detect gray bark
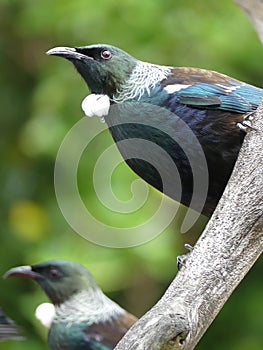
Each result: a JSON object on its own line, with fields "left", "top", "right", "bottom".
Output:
{"left": 115, "top": 2, "right": 263, "bottom": 349}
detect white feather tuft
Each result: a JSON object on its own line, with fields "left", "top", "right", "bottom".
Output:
{"left": 35, "top": 302, "right": 56, "bottom": 329}
{"left": 81, "top": 94, "right": 110, "bottom": 118}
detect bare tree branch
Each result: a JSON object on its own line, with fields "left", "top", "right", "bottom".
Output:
{"left": 115, "top": 2, "right": 263, "bottom": 349}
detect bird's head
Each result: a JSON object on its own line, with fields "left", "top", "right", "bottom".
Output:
{"left": 4, "top": 260, "right": 99, "bottom": 305}
{"left": 46, "top": 44, "right": 138, "bottom": 98}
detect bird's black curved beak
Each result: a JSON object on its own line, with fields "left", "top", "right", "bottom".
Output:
{"left": 46, "top": 46, "right": 93, "bottom": 61}
{"left": 3, "top": 266, "right": 42, "bottom": 280}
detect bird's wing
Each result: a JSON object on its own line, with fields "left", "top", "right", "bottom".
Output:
{"left": 160, "top": 67, "right": 263, "bottom": 113}
{"left": 82, "top": 312, "right": 137, "bottom": 349}
{"left": 0, "top": 308, "right": 24, "bottom": 342}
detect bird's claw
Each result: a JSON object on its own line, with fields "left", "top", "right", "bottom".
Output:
{"left": 237, "top": 112, "right": 256, "bottom": 132}
{"left": 176, "top": 243, "right": 194, "bottom": 270}
{"left": 81, "top": 94, "right": 110, "bottom": 122}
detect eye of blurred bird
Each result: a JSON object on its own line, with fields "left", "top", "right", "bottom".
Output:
{"left": 49, "top": 268, "right": 62, "bottom": 279}
{"left": 101, "top": 50, "right": 112, "bottom": 59}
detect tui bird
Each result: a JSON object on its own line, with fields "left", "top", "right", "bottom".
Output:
{"left": 4, "top": 260, "right": 137, "bottom": 350}
{"left": 46, "top": 44, "right": 263, "bottom": 217}
{"left": 0, "top": 307, "right": 24, "bottom": 342}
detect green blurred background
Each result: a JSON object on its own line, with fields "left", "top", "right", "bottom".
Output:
{"left": 0, "top": 0, "right": 262, "bottom": 349}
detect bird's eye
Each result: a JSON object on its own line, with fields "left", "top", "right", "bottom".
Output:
{"left": 49, "top": 268, "right": 62, "bottom": 279}
{"left": 101, "top": 50, "right": 112, "bottom": 60}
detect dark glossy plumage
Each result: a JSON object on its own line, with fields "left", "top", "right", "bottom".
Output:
{"left": 46, "top": 45, "right": 263, "bottom": 216}
{"left": 4, "top": 260, "right": 137, "bottom": 350}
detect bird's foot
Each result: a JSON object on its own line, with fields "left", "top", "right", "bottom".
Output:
{"left": 81, "top": 94, "right": 110, "bottom": 123}
{"left": 237, "top": 112, "right": 256, "bottom": 132}
{"left": 176, "top": 243, "right": 194, "bottom": 270}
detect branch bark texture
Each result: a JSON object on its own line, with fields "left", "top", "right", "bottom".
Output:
{"left": 115, "top": 2, "right": 263, "bottom": 348}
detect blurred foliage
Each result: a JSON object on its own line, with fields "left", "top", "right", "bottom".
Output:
{"left": 0, "top": 0, "right": 262, "bottom": 349}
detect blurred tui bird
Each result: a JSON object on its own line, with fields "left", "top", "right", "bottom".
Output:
{"left": 4, "top": 260, "right": 137, "bottom": 350}
{"left": 0, "top": 307, "right": 24, "bottom": 342}
{"left": 46, "top": 44, "right": 263, "bottom": 217}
